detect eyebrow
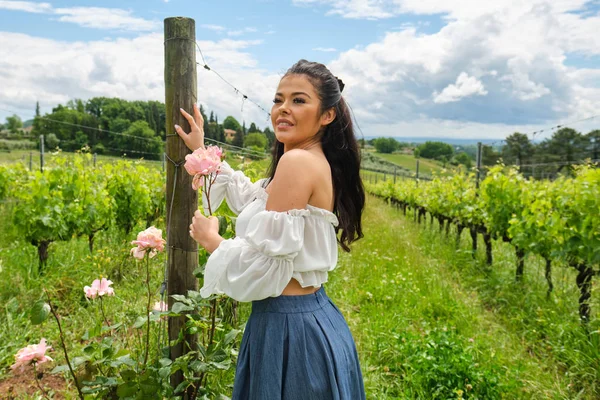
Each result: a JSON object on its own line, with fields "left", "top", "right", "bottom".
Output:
{"left": 275, "top": 91, "right": 312, "bottom": 99}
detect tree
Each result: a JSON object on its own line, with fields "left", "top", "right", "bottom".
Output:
{"left": 245, "top": 132, "right": 268, "bottom": 149}
{"left": 248, "top": 122, "right": 260, "bottom": 133}
{"left": 218, "top": 124, "right": 226, "bottom": 143}
{"left": 223, "top": 116, "right": 242, "bottom": 132}
{"left": 544, "top": 127, "right": 587, "bottom": 163}
{"left": 263, "top": 127, "right": 275, "bottom": 148}
{"left": 416, "top": 141, "right": 454, "bottom": 160}
{"left": 585, "top": 129, "right": 600, "bottom": 160}
{"left": 209, "top": 111, "right": 215, "bottom": 123}
{"left": 373, "top": 137, "right": 399, "bottom": 153}
{"left": 481, "top": 145, "right": 500, "bottom": 166}
{"left": 242, "top": 121, "right": 247, "bottom": 136}
{"left": 503, "top": 132, "right": 534, "bottom": 167}
{"left": 46, "top": 133, "right": 60, "bottom": 149}
{"left": 200, "top": 105, "right": 209, "bottom": 139}
{"left": 6, "top": 114, "right": 23, "bottom": 133}
{"left": 232, "top": 129, "right": 244, "bottom": 148}
{"left": 35, "top": 101, "right": 40, "bottom": 117}
{"left": 453, "top": 152, "right": 473, "bottom": 169}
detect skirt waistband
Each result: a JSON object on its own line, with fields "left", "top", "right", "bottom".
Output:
{"left": 251, "top": 286, "right": 329, "bottom": 314}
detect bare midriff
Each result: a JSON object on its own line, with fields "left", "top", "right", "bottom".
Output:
{"left": 281, "top": 278, "right": 320, "bottom": 296}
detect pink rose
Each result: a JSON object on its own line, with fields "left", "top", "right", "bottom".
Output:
{"left": 11, "top": 338, "right": 53, "bottom": 371}
{"left": 84, "top": 277, "right": 115, "bottom": 299}
{"left": 131, "top": 226, "right": 166, "bottom": 259}
{"left": 184, "top": 145, "right": 223, "bottom": 191}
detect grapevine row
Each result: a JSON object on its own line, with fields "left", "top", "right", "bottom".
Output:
{"left": 365, "top": 164, "right": 599, "bottom": 322}
{"left": 0, "top": 152, "right": 165, "bottom": 271}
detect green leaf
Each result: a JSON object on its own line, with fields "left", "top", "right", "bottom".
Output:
{"left": 133, "top": 316, "right": 147, "bottom": 329}
{"left": 170, "top": 294, "right": 189, "bottom": 303}
{"left": 117, "top": 381, "right": 138, "bottom": 397}
{"left": 120, "top": 368, "right": 137, "bottom": 382}
{"left": 159, "top": 358, "right": 173, "bottom": 367}
{"left": 223, "top": 329, "right": 241, "bottom": 346}
{"left": 50, "top": 364, "right": 71, "bottom": 374}
{"left": 159, "top": 366, "right": 171, "bottom": 379}
{"left": 30, "top": 300, "right": 50, "bottom": 325}
{"left": 174, "top": 380, "right": 189, "bottom": 394}
{"left": 171, "top": 302, "right": 194, "bottom": 314}
{"left": 217, "top": 215, "right": 228, "bottom": 236}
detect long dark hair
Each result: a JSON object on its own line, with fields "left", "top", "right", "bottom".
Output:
{"left": 266, "top": 59, "right": 365, "bottom": 252}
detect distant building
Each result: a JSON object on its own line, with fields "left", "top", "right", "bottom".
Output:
{"left": 224, "top": 129, "right": 236, "bottom": 141}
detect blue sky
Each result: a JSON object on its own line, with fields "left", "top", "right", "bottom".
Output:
{"left": 1, "top": 0, "right": 599, "bottom": 140}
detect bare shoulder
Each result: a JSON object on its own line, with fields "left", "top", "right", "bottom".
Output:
{"left": 265, "top": 149, "right": 318, "bottom": 212}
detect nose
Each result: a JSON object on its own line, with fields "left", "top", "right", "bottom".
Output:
{"left": 278, "top": 99, "right": 291, "bottom": 115}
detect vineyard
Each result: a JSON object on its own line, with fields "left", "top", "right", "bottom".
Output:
{"left": 366, "top": 164, "right": 600, "bottom": 322}
{"left": 0, "top": 151, "right": 599, "bottom": 398}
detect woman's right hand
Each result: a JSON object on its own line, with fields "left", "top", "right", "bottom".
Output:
{"left": 175, "top": 104, "right": 205, "bottom": 151}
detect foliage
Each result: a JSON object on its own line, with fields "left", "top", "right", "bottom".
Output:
{"left": 5, "top": 114, "right": 23, "bottom": 133}
{"left": 416, "top": 141, "right": 454, "bottom": 160}
{"left": 373, "top": 137, "right": 400, "bottom": 153}
{"left": 244, "top": 132, "right": 268, "bottom": 150}
{"left": 222, "top": 116, "right": 242, "bottom": 132}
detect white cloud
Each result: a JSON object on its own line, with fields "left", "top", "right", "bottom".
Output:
{"left": 0, "top": 32, "right": 277, "bottom": 131}
{"left": 1, "top": 0, "right": 599, "bottom": 141}
{"left": 0, "top": 1, "right": 51, "bottom": 13}
{"left": 53, "top": 7, "right": 159, "bottom": 31}
{"left": 227, "top": 27, "right": 258, "bottom": 37}
{"left": 326, "top": 0, "right": 599, "bottom": 137}
{"left": 433, "top": 72, "right": 488, "bottom": 103}
{"left": 313, "top": 47, "right": 337, "bottom": 52}
{"left": 0, "top": 1, "right": 159, "bottom": 31}
{"left": 292, "top": 0, "right": 394, "bottom": 19}
{"left": 201, "top": 24, "right": 226, "bottom": 32}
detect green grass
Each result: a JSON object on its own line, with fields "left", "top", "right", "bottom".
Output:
{"left": 0, "top": 158, "right": 598, "bottom": 398}
{"left": 327, "top": 195, "right": 598, "bottom": 399}
{"left": 373, "top": 152, "right": 451, "bottom": 176}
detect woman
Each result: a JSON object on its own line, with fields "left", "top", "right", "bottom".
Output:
{"left": 175, "top": 59, "right": 366, "bottom": 399}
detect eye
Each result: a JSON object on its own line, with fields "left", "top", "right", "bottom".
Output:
{"left": 272, "top": 98, "right": 281, "bottom": 104}
{"left": 293, "top": 98, "right": 305, "bottom": 104}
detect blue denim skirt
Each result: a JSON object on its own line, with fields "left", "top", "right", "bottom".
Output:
{"left": 232, "top": 286, "right": 366, "bottom": 400}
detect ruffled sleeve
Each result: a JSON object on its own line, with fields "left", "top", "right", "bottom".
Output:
{"left": 200, "top": 161, "right": 267, "bottom": 215}
{"left": 200, "top": 209, "right": 309, "bottom": 302}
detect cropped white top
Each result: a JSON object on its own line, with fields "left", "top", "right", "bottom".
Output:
{"left": 199, "top": 161, "right": 339, "bottom": 302}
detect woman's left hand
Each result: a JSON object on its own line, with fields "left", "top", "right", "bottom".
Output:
{"left": 190, "top": 210, "right": 222, "bottom": 253}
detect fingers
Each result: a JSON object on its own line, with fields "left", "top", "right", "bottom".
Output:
{"left": 174, "top": 124, "right": 188, "bottom": 142}
{"left": 193, "top": 104, "right": 204, "bottom": 127}
{"left": 180, "top": 107, "right": 198, "bottom": 130}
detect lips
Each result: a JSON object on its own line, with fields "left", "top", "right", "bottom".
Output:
{"left": 276, "top": 118, "right": 294, "bottom": 128}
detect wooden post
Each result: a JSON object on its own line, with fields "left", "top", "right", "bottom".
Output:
{"left": 164, "top": 17, "right": 198, "bottom": 396}
{"left": 40, "top": 134, "right": 45, "bottom": 173}
{"left": 415, "top": 160, "right": 419, "bottom": 181}
{"left": 476, "top": 142, "right": 482, "bottom": 189}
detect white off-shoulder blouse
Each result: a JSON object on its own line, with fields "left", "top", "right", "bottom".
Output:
{"left": 199, "top": 161, "right": 339, "bottom": 302}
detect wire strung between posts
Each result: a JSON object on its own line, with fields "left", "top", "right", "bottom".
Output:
{"left": 163, "top": 37, "right": 272, "bottom": 118}
{"left": 485, "top": 112, "right": 600, "bottom": 147}
{"left": 0, "top": 108, "right": 164, "bottom": 144}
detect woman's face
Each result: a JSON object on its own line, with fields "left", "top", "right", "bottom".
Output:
{"left": 271, "top": 74, "right": 334, "bottom": 150}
